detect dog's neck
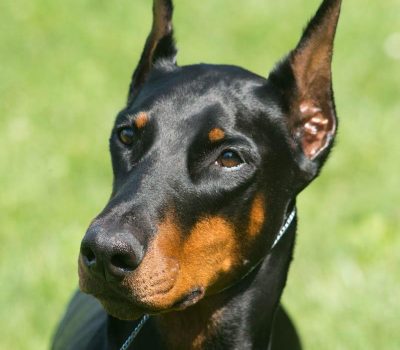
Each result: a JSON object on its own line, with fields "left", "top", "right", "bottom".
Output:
{"left": 108, "top": 220, "right": 296, "bottom": 350}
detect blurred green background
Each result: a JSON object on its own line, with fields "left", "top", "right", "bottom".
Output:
{"left": 1, "top": 0, "right": 399, "bottom": 348}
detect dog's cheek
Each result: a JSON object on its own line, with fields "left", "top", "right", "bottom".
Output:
{"left": 130, "top": 214, "right": 242, "bottom": 300}
{"left": 156, "top": 198, "right": 267, "bottom": 294}
{"left": 126, "top": 213, "right": 244, "bottom": 303}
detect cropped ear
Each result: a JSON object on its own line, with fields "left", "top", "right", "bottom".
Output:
{"left": 269, "top": 0, "right": 342, "bottom": 175}
{"left": 127, "top": 0, "right": 177, "bottom": 104}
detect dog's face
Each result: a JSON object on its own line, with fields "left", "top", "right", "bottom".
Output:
{"left": 78, "top": 0, "right": 341, "bottom": 320}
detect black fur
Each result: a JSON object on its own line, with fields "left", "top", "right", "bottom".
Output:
{"left": 52, "top": 0, "right": 342, "bottom": 349}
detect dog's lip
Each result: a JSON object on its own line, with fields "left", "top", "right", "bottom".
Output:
{"left": 84, "top": 283, "right": 206, "bottom": 314}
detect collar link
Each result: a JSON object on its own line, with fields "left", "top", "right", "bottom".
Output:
{"left": 271, "top": 208, "right": 296, "bottom": 249}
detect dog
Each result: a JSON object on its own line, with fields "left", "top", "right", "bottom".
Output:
{"left": 52, "top": 0, "right": 342, "bottom": 349}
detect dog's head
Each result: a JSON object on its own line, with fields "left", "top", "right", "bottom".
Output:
{"left": 79, "top": 0, "right": 342, "bottom": 320}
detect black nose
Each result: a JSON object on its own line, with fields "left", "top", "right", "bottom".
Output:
{"left": 80, "top": 226, "right": 144, "bottom": 280}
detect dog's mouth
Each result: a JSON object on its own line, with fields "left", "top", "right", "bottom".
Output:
{"left": 79, "top": 261, "right": 207, "bottom": 319}
{"left": 84, "top": 284, "right": 206, "bottom": 320}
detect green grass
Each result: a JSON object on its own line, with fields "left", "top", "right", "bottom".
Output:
{"left": 1, "top": 0, "right": 399, "bottom": 348}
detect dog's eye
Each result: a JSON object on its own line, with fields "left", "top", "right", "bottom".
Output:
{"left": 118, "top": 127, "right": 135, "bottom": 145}
{"left": 216, "top": 150, "right": 243, "bottom": 168}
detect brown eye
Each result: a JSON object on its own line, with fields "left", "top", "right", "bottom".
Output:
{"left": 118, "top": 127, "right": 135, "bottom": 145}
{"left": 216, "top": 150, "right": 243, "bottom": 168}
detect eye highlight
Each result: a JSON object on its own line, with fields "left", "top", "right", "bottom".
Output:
{"left": 216, "top": 150, "right": 244, "bottom": 169}
{"left": 118, "top": 127, "right": 135, "bottom": 145}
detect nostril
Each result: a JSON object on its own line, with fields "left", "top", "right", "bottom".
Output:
{"left": 110, "top": 253, "right": 137, "bottom": 272}
{"left": 81, "top": 246, "right": 96, "bottom": 266}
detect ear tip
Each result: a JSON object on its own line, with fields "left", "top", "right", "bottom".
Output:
{"left": 153, "top": 0, "right": 174, "bottom": 15}
{"left": 153, "top": 0, "right": 175, "bottom": 34}
{"left": 318, "top": 0, "right": 343, "bottom": 23}
{"left": 294, "top": 0, "right": 342, "bottom": 55}
{"left": 320, "top": 0, "right": 343, "bottom": 12}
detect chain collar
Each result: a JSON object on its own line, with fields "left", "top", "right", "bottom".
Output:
{"left": 271, "top": 208, "right": 296, "bottom": 249}
{"left": 119, "top": 314, "right": 149, "bottom": 350}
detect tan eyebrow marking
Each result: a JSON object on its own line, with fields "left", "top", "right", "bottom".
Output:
{"left": 134, "top": 112, "right": 149, "bottom": 129}
{"left": 208, "top": 128, "right": 225, "bottom": 142}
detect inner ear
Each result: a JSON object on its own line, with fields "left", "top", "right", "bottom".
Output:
{"left": 294, "top": 100, "right": 336, "bottom": 159}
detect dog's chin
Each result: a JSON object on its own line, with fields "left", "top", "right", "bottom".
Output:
{"left": 98, "top": 298, "right": 145, "bottom": 321}
{"left": 92, "top": 286, "right": 206, "bottom": 321}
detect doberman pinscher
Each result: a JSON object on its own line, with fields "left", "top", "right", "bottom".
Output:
{"left": 52, "top": 0, "right": 342, "bottom": 349}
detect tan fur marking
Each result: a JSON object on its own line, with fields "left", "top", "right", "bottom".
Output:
{"left": 221, "top": 258, "right": 233, "bottom": 273}
{"left": 123, "top": 212, "right": 242, "bottom": 311}
{"left": 208, "top": 128, "right": 225, "bottom": 142}
{"left": 181, "top": 216, "right": 239, "bottom": 290}
{"left": 248, "top": 194, "right": 265, "bottom": 237}
{"left": 134, "top": 112, "right": 149, "bottom": 129}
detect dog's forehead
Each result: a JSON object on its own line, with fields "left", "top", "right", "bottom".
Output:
{"left": 127, "top": 64, "right": 269, "bottom": 129}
